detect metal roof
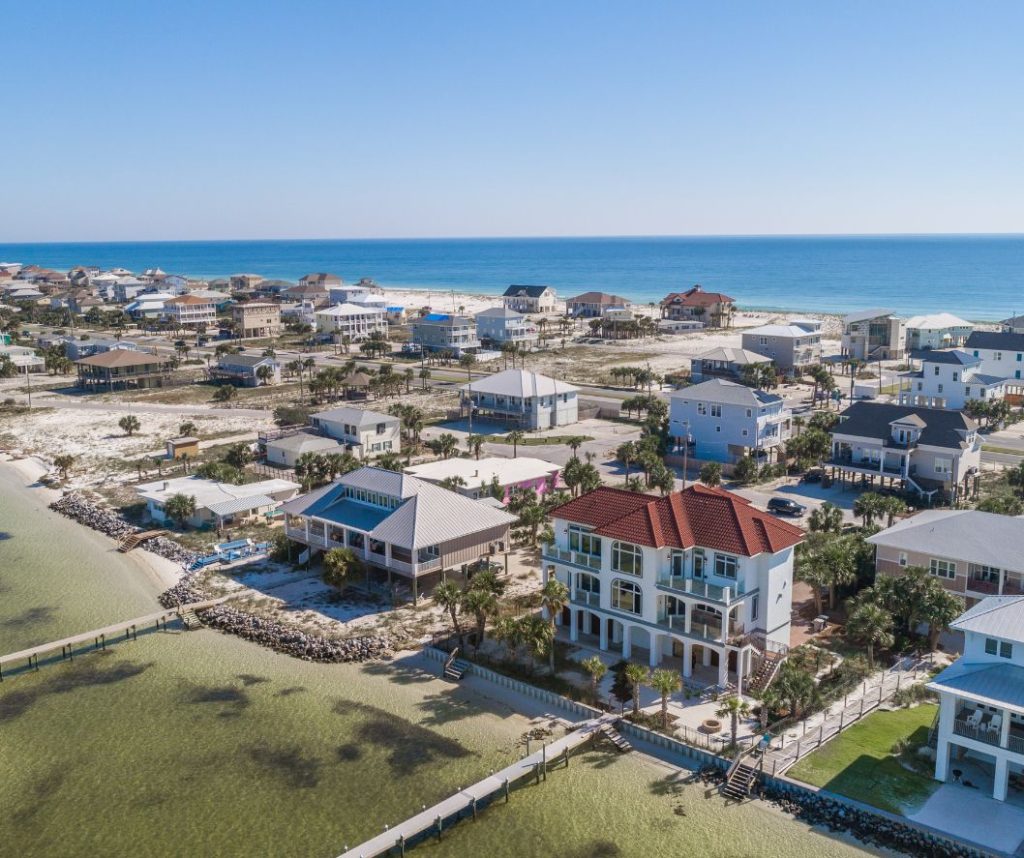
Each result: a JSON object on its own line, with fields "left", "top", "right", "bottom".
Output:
{"left": 950, "top": 595, "right": 1024, "bottom": 639}
{"left": 459, "top": 368, "right": 577, "bottom": 398}
{"left": 928, "top": 660, "right": 1024, "bottom": 713}
{"left": 311, "top": 406, "right": 398, "bottom": 428}
{"left": 669, "top": 378, "right": 783, "bottom": 407}
{"left": 206, "top": 494, "right": 276, "bottom": 516}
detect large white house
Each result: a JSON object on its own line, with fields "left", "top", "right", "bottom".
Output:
{"left": 314, "top": 303, "right": 388, "bottom": 341}
{"left": 928, "top": 597, "right": 1024, "bottom": 802}
{"left": 309, "top": 406, "right": 401, "bottom": 458}
{"left": 965, "top": 331, "right": 1024, "bottom": 384}
{"left": 905, "top": 312, "right": 974, "bottom": 352}
{"left": 668, "top": 378, "right": 791, "bottom": 463}
{"left": 543, "top": 485, "right": 804, "bottom": 689}
{"left": 475, "top": 307, "right": 538, "bottom": 347}
{"left": 137, "top": 475, "right": 299, "bottom": 529}
{"left": 502, "top": 284, "right": 557, "bottom": 314}
{"left": 460, "top": 369, "right": 578, "bottom": 430}
{"left": 899, "top": 350, "right": 1007, "bottom": 410}
{"left": 404, "top": 455, "right": 560, "bottom": 503}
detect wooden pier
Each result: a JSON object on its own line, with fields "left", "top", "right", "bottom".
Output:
{"left": 118, "top": 529, "right": 168, "bottom": 552}
{"left": 337, "top": 713, "right": 618, "bottom": 858}
{"left": 0, "top": 595, "right": 235, "bottom": 680}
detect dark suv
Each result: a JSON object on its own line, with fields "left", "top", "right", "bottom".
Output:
{"left": 767, "top": 497, "right": 807, "bottom": 517}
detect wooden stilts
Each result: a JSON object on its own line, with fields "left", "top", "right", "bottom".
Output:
{"left": 435, "top": 816, "right": 443, "bottom": 841}
{"left": 504, "top": 778, "right": 510, "bottom": 802}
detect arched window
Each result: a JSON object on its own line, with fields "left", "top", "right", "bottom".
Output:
{"left": 612, "top": 541, "right": 643, "bottom": 576}
{"left": 575, "top": 573, "right": 600, "bottom": 595}
{"left": 611, "top": 579, "right": 642, "bottom": 615}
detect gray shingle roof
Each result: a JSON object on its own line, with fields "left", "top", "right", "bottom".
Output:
{"left": 476, "top": 307, "right": 524, "bottom": 319}
{"left": 502, "top": 285, "right": 552, "bottom": 298}
{"left": 966, "top": 330, "right": 1024, "bottom": 352}
{"left": 693, "top": 347, "right": 770, "bottom": 365}
{"left": 833, "top": 402, "right": 976, "bottom": 449}
{"left": 670, "top": 378, "right": 783, "bottom": 407}
{"left": 919, "top": 349, "right": 979, "bottom": 366}
{"left": 311, "top": 406, "right": 398, "bottom": 428}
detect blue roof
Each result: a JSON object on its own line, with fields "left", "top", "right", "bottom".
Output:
{"left": 303, "top": 495, "right": 391, "bottom": 531}
{"left": 423, "top": 313, "right": 450, "bottom": 321}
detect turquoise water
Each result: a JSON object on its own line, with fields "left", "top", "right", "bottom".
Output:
{"left": 0, "top": 466, "right": 875, "bottom": 857}
{"left": 1, "top": 234, "right": 1022, "bottom": 318}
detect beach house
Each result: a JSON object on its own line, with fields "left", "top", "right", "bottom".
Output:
{"left": 411, "top": 314, "right": 480, "bottom": 354}
{"left": 668, "top": 379, "right": 791, "bottom": 463}
{"left": 164, "top": 294, "right": 218, "bottom": 328}
{"left": 828, "top": 402, "right": 981, "bottom": 502}
{"left": 404, "top": 456, "right": 560, "bottom": 503}
{"left": 212, "top": 353, "right": 280, "bottom": 387}
{"left": 459, "top": 368, "right": 578, "bottom": 430}
{"left": 927, "top": 597, "right": 1024, "bottom": 802}
{"left": 475, "top": 307, "right": 538, "bottom": 348}
{"left": 841, "top": 309, "right": 906, "bottom": 361}
{"left": 314, "top": 303, "right": 388, "bottom": 342}
{"left": 1001, "top": 315, "right": 1024, "bottom": 335}
{"left": 905, "top": 313, "right": 974, "bottom": 352}
{"left": 543, "top": 484, "right": 804, "bottom": 689}
{"left": 689, "top": 346, "right": 772, "bottom": 383}
{"left": 502, "top": 285, "right": 557, "bottom": 314}
{"left": 741, "top": 323, "right": 822, "bottom": 376}
{"left": 264, "top": 433, "right": 344, "bottom": 468}
{"left": 229, "top": 274, "right": 264, "bottom": 292}
{"left": 137, "top": 475, "right": 300, "bottom": 529}
{"left": 281, "top": 467, "right": 516, "bottom": 597}
{"left": 74, "top": 350, "right": 175, "bottom": 391}
{"left": 309, "top": 406, "right": 401, "bottom": 458}
{"left": 866, "top": 509, "right": 1024, "bottom": 607}
{"left": 300, "top": 272, "right": 343, "bottom": 289}
{"left": 659, "top": 285, "right": 736, "bottom": 328}
{"left": 898, "top": 350, "right": 1007, "bottom": 410}
{"left": 566, "top": 292, "right": 632, "bottom": 318}
{"left": 231, "top": 302, "right": 281, "bottom": 339}
{"left": 965, "top": 331, "right": 1024, "bottom": 387}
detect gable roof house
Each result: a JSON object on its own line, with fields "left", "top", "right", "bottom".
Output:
{"left": 75, "top": 349, "right": 175, "bottom": 391}
{"left": 309, "top": 406, "right": 401, "bottom": 459}
{"left": 137, "top": 475, "right": 299, "bottom": 530}
{"left": 543, "top": 484, "right": 804, "bottom": 686}
{"left": 501, "top": 284, "right": 557, "bottom": 314}
{"left": 475, "top": 306, "right": 538, "bottom": 347}
{"left": 460, "top": 369, "right": 578, "bottom": 430}
{"left": 690, "top": 346, "right": 772, "bottom": 383}
{"left": 411, "top": 314, "right": 480, "bottom": 354}
{"left": 905, "top": 312, "right": 974, "bottom": 352}
{"left": 299, "top": 272, "right": 343, "bottom": 288}
{"left": 163, "top": 294, "right": 218, "bottom": 328}
{"left": 964, "top": 331, "right": 1024, "bottom": 401}
{"left": 741, "top": 323, "right": 822, "bottom": 375}
{"left": 281, "top": 467, "right": 516, "bottom": 596}
{"left": 898, "top": 349, "right": 1007, "bottom": 411}
{"left": 211, "top": 353, "right": 280, "bottom": 387}
{"left": 314, "top": 303, "right": 388, "bottom": 342}
{"left": 829, "top": 401, "right": 981, "bottom": 502}
{"left": 566, "top": 292, "right": 632, "bottom": 318}
{"left": 841, "top": 309, "right": 906, "bottom": 361}
{"left": 660, "top": 285, "right": 736, "bottom": 328}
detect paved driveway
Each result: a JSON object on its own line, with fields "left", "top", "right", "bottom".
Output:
{"left": 908, "top": 782, "right": 1024, "bottom": 855}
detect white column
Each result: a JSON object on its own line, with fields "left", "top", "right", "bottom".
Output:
{"left": 622, "top": 626, "right": 632, "bottom": 660}
{"left": 612, "top": 622, "right": 623, "bottom": 646}
{"left": 599, "top": 617, "right": 609, "bottom": 651}
{"left": 682, "top": 641, "right": 693, "bottom": 678}
{"left": 934, "top": 738, "right": 949, "bottom": 782}
{"left": 718, "top": 649, "right": 729, "bottom": 687}
{"left": 684, "top": 608, "right": 692, "bottom": 635}
{"left": 570, "top": 610, "right": 579, "bottom": 643}
{"left": 702, "top": 646, "right": 712, "bottom": 667}
{"left": 649, "top": 634, "right": 661, "bottom": 668}
{"left": 994, "top": 756, "right": 1009, "bottom": 801}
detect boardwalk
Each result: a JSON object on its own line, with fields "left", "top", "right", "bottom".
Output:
{"left": 0, "top": 595, "right": 239, "bottom": 677}
{"left": 338, "top": 713, "right": 618, "bottom": 858}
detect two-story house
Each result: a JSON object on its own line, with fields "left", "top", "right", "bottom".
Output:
{"left": 543, "top": 485, "right": 804, "bottom": 690}
{"left": 314, "top": 303, "right": 388, "bottom": 342}
{"left": 231, "top": 302, "right": 281, "bottom": 339}
{"left": 905, "top": 313, "right": 974, "bottom": 352}
{"left": 841, "top": 309, "right": 906, "bottom": 361}
{"left": 689, "top": 346, "right": 771, "bottom": 383}
{"left": 163, "top": 294, "right": 218, "bottom": 328}
{"left": 899, "top": 350, "right": 1007, "bottom": 410}
{"left": 867, "top": 509, "right": 1024, "bottom": 607}
{"left": 411, "top": 314, "right": 480, "bottom": 354}
{"left": 660, "top": 285, "right": 736, "bottom": 328}
{"left": 741, "top": 323, "right": 822, "bottom": 376}
{"left": 309, "top": 406, "right": 401, "bottom": 459}
{"left": 502, "top": 284, "right": 557, "bottom": 314}
{"left": 460, "top": 369, "right": 578, "bottom": 430}
{"left": 212, "top": 353, "right": 280, "bottom": 387}
{"left": 928, "top": 597, "right": 1024, "bottom": 802}
{"left": 965, "top": 331, "right": 1024, "bottom": 389}
{"left": 281, "top": 467, "right": 515, "bottom": 599}
{"left": 475, "top": 307, "right": 538, "bottom": 348}
{"left": 566, "top": 292, "right": 632, "bottom": 318}
{"left": 829, "top": 402, "right": 981, "bottom": 502}
{"left": 668, "top": 379, "right": 790, "bottom": 464}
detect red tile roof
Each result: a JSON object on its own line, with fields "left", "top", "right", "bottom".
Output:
{"left": 550, "top": 484, "right": 804, "bottom": 556}
{"left": 661, "top": 285, "right": 735, "bottom": 308}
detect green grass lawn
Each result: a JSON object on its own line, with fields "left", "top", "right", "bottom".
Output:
{"left": 787, "top": 704, "right": 939, "bottom": 815}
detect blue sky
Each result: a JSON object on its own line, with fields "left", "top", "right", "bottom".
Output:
{"left": 3, "top": 1, "right": 1022, "bottom": 240}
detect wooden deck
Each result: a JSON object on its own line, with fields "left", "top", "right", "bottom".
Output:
{"left": 337, "top": 713, "right": 617, "bottom": 858}
{"left": 0, "top": 595, "right": 237, "bottom": 676}
{"left": 118, "top": 529, "right": 168, "bottom": 552}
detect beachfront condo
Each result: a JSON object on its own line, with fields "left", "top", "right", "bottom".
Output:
{"left": 543, "top": 484, "right": 803, "bottom": 691}
{"left": 928, "top": 596, "right": 1024, "bottom": 803}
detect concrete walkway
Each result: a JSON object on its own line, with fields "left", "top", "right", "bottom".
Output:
{"left": 908, "top": 783, "right": 1024, "bottom": 856}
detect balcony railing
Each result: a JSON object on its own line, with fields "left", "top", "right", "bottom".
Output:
{"left": 1010, "top": 734, "right": 1024, "bottom": 755}
{"left": 571, "top": 590, "right": 601, "bottom": 608}
{"left": 954, "top": 713, "right": 1003, "bottom": 748}
{"left": 542, "top": 546, "right": 602, "bottom": 571}
{"left": 655, "top": 573, "right": 743, "bottom": 603}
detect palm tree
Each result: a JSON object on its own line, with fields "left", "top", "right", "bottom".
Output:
{"left": 466, "top": 434, "right": 485, "bottom": 460}
{"left": 458, "top": 352, "right": 476, "bottom": 382}
{"left": 462, "top": 586, "right": 498, "bottom": 649}
{"left": 419, "top": 367, "right": 431, "bottom": 390}
{"left": 430, "top": 432, "right": 459, "bottom": 459}
{"left": 853, "top": 491, "right": 886, "bottom": 527}
{"left": 845, "top": 600, "right": 895, "bottom": 668}
{"left": 539, "top": 577, "right": 569, "bottom": 673}
{"left": 520, "top": 615, "right": 554, "bottom": 674}
{"left": 715, "top": 695, "right": 752, "bottom": 747}
{"left": 616, "top": 440, "right": 637, "bottom": 479}
{"left": 213, "top": 384, "right": 237, "bottom": 403}
{"left": 433, "top": 581, "right": 464, "bottom": 646}
{"left": 565, "top": 435, "right": 586, "bottom": 457}
{"left": 624, "top": 663, "right": 649, "bottom": 716}
{"left": 648, "top": 668, "right": 680, "bottom": 731}
{"left": 118, "top": 414, "right": 140, "bottom": 436}
{"left": 808, "top": 502, "right": 843, "bottom": 534}
{"left": 505, "top": 430, "right": 525, "bottom": 458}
{"left": 322, "top": 547, "right": 361, "bottom": 589}
{"left": 375, "top": 451, "right": 403, "bottom": 472}
{"left": 582, "top": 655, "right": 607, "bottom": 702}
{"left": 773, "top": 661, "right": 818, "bottom": 718}
{"left": 164, "top": 493, "right": 196, "bottom": 527}
{"left": 699, "top": 461, "right": 722, "bottom": 487}
{"left": 255, "top": 364, "right": 274, "bottom": 386}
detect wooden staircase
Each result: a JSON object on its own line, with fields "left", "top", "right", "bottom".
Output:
{"left": 722, "top": 762, "right": 759, "bottom": 800}
{"left": 748, "top": 651, "right": 784, "bottom": 695}
{"left": 443, "top": 648, "right": 470, "bottom": 681}
{"left": 118, "top": 529, "right": 167, "bottom": 552}
{"left": 601, "top": 725, "right": 633, "bottom": 753}
{"left": 179, "top": 609, "right": 203, "bottom": 630}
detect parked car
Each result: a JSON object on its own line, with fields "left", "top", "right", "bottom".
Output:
{"left": 801, "top": 467, "right": 826, "bottom": 483}
{"left": 767, "top": 497, "right": 807, "bottom": 517}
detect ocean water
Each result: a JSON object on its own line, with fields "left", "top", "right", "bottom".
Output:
{"left": 1, "top": 235, "right": 1022, "bottom": 320}
{"left": 0, "top": 467, "right": 876, "bottom": 858}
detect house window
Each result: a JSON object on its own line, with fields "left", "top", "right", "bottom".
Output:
{"left": 710, "top": 404, "right": 722, "bottom": 418}
{"left": 611, "top": 541, "right": 643, "bottom": 576}
{"left": 568, "top": 525, "right": 602, "bottom": 557}
{"left": 751, "top": 595, "right": 759, "bottom": 622}
{"left": 933, "top": 366, "right": 940, "bottom": 375}
{"left": 376, "top": 423, "right": 385, "bottom": 434}
{"left": 576, "top": 573, "right": 600, "bottom": 595}
{"left": 985, "top": 638, "right": 1013, "bottom": 658}
{"left": 697, "top": 403, "right": 707, "bottom": 416}
{"left": 693, "top": 549, "right": 706, "bottom": 578}
{"left": 952, "top": 372, "right": 959, "bottom": 382}
{"left": 714, "top": 554, "right": 738, "bottom": 579}
{"left": 929, "top": 558, "right": 956, "bottom": 579}
{"left": 898, "top": 552, "right": 908, "bottom": 567}
{"left": 934, "top": 458, "right": 952, "bottom": 475}
{"left": 741, "top": 429, "right": 748, "bottom": 437}
{"left": 611, "top": 579, "right": 642, "bottom": 614}
{"left": 937, "top": 384, "right": 943, "bottom": 393}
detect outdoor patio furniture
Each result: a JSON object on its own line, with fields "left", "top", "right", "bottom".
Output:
{"left": 967, "top": 709, "right": 983, "bottom": 727}
{"left": 989, "top": 714, "right": 1002, "bottom": 733}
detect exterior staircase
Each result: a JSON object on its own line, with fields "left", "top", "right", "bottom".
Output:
{"left": 722, "top": 761, "right": 759, "bottom": 800}
{"left": 601, "top": 725, "right": 633, "bottom": 753}
{"left": 179, "top": 609, "right": 203, "bottom": 630}
{"left": 442, "top": 648, "right": 470, "bottom": 681}
{"left": 748, "top": 651, "right": 784, "bottom": 695}
{"left": 118, "top": 529, "right": 167, "bottom": 552}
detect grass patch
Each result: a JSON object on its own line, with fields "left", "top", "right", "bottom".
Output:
{"left": 982, "top": 444, "right": 1024, "bottom": 457}
{"left": 788, "top": 704, "right": 939, "bottom": 815}
{"left": 489, "top": 435, "right": 595, "bottom": 447}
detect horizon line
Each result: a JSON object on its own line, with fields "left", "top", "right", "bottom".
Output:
{"left": 3, "top": 231, "right": 1024, "bottom": 247}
